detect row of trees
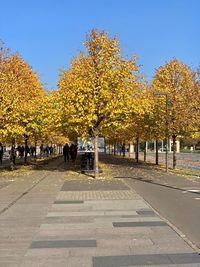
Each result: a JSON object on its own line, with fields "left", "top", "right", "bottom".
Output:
{"left": 57, "top": 30, "right": 200, "bottom": 176}
{"left": 1, "top": 30, "right": 200, "bottom": 174}
{"left": 0, "top": 42, "right": 68, "bottom": 162}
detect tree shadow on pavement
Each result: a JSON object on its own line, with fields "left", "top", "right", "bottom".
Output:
{"left": 99, "top": 153, "right": 158, "bottom": 170}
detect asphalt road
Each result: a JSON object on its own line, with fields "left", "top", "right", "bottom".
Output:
{"left": 126, "top": 176, "right": 200, "bottom": 250}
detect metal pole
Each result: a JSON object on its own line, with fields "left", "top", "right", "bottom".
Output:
{"left": 153, "top": 91, "right": 169, "bottom": 173}
{"left": 165, "top": 94, "right": 169, "bottom": 173}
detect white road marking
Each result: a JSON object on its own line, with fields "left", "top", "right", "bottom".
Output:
{"left": 182, "top": 188, "right": 200, "bottom": 193}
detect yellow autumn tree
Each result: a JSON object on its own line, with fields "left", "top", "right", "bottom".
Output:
{"left": 105, "top": 86, "right": 153, "bottom": 162}
{"left": 0, "top": 53, "right": 46, "bottom": 162}
{"left": 39, "top": 91, "right": 69, "bottom": 148}
{"left": 152, "top": 59, "right": 200, "bottom": 168}
{"left": 0, "top": 42, "right": 10, "bottom": 138}
{"left": 58, "top": 29, "right": 142, "bottom": 177}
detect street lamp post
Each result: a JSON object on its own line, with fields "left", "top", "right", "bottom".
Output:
{"left": 154, "top": 91, "right": 169, "bottom": 173}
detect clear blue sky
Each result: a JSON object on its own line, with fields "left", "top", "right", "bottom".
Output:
{"left": 0, "top": 0, "right": 199, "bottom": 90}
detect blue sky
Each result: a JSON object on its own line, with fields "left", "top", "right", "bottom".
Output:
{"left": 0, "top": 0, "right": 199, "bottom": 89}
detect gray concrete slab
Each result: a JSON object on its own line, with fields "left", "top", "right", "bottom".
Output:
{"left": 136, "top": 210, "right": 156, "bottom": 215}
{"left": 113, "top": 221, "right": 168, "bottom": 227}
{"left": 92, "top": 253, "right": 200, "bottom": 267}
{"left": 30, "top": 239, "right": 97, "bottom": 249}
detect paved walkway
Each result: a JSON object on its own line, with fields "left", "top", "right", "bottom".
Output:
{"left": 139, "top": 152, "right": 200, "bottom": 174}
{"left": 0, "top": 157, "right": 200, "bottom": 266}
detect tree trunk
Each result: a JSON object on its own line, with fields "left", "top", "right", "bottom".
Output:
{"left": 34, "top": 139, "right": 37, "bottom": 161}
{"left": 114, "top": 143, "right": 116, "bottom": 155}
{"left": 144, "top": 142, "right": 147, "bottom": 162}
{"left": 122, "top": 141, "right": 125, "bottom": 157}
{"left": 172, "top": 135, "right": 177, "bottom": 169}
{"left": 94, "top": 130, "right": 99, "bottom": 178}
{"left": 135, "top": 137, "right": 139, "bottom": 163}
{"left": 24, "top": 135, "right": 28, "bottom": 164}
{"left": 12, "top": 138, "right": 15, "bottom": 149}
{"left": 155, "top": 139, "right": 159, "bottom": 165}
{"left": 10, "top": 138, "right": 16, "bottom": 170}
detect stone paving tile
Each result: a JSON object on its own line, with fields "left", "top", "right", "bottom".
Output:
{"left": 136, "top": 210, "right": 156, "bottom": 215}
{"left": 113, "top": 221, "right": 168, "bottom": 227}
{"left": 47, "top": 211, "right": 105, "bottom": 217}
{"left": 24, "top": 247, "right": 70, "bottom": 259}
{"left": 18, "top": 198, "right": 56, "bottom": 204}
{"left": 30, "top": 239, "right": 97, "bottom": 249}
{"left": 44, "top": 216, "right": 94, "bottom": 224}
{"left": 84, "top": 199, "right": 144, "bottom": 207}
{"left": 51, "top": 205, "right": 94, "bottom": 212}
{"left": 54, "top": 200, "right": 84, "bottom": 204}
{"left": 39, "top": 222, "right": 113, "bottom": 230}
{"left": 57, "top": 190, "right": 136, "bottom": 200}
{"left": 69, "top": 247, "right": 132, "bottom": 257}
{"left": 19, "top": 258, "right": 73, "bottom": 267}
{"left": 130, "top": 244, "right": 195, "bottom": 254}
{"left": 92, "top": 253, "right": 200, "bottom": 267}
{"left": 96, "top": 238, "right": 135, "bottom": 248}
{"left": 64, "top": 256, "right": 92, "bottom": 267}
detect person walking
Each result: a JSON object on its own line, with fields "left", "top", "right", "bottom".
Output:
{"left": 70, "top": 143, "right": 77, "bottom": 162}
{"left": 63, "top": 143, "right": 70, "bottom": 162}
{"left": 0, "top": 142, "right": 3, "bottom": 164}
{"left": 10, "top": 146, "right": 16, "bottom": 165}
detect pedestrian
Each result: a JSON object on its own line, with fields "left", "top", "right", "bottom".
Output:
{"left": 0, "top": 142, "right": 3, "bottom": 164}
{"left": 25, "top": 145, "right": 30, "bottom": 156}
{"left": 30, "top": 146, "right": 34, "bottom": 157}
{"left": 45, "top": 145, "right": 50, "bottom": 157}
{"left": 70, "top": 143, "right": 77, "bottom": 162}
{"left": 20, "top": 145, "right": 25, "bottom": 158}
{"left": 50, "top": 146, "right": 53, "bottom": 155}
{"left": 10, "top": 146, "right": 16, "bottom": 164}
{"left": 63, "top": 143, "right": 70, "bottom": 162}
{"left": 40, "top": 144, "right": 44, "bottom": 157}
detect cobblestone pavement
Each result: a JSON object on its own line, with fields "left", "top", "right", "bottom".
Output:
{"left": 0, "top": 156, "right": 200, "bottom": 266}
